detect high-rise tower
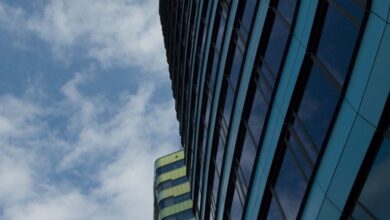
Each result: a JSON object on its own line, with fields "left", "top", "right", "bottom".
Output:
{"left": 154, "top": 150, "right": 196, "bottom": 220}
{"left": 159, "top": 0, "right": 390, "bottom": 219}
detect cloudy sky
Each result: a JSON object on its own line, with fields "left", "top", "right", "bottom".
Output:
{"left": 0, "top": 0, "right": 180, "bottom": 219}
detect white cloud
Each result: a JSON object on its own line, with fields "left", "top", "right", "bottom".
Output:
{"left": 0, "top": 0, "right": 168, "bottom": 74}
{"left": 0, "top": 71, "right": 179, "bottom": 220}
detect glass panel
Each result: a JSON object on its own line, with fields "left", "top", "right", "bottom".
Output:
{"left": 335, "top": 0, "right": 365, "bottom": 20}
{"left": 355, "top": 138, "right": 390, "bottom": 219}
{"left": 230, "top": 187, "right": 244, "bottom": 220}
{"left": 247, "top": 87, "right": 267, "bottom": 144}
{"left": 263, "top": 14, "right": 289, "bottom": 75}
{"left": 216, "top": 15, "right": 226, "bottom": 51}
{"left": 212, "top": 168, "right": 220, "bottom": 201}
{"left": 240, "top": 0, "right": 257, "bottom": 34}
{"left": 274, "top": 147, "right": 307, "bottom": 219}
{"left": 276, "top": 0, "right": 297, "bottom": 23}
{"left": 223, "top": 84, "right": 235, "bottom": 128}
{"left": 296, "top": 63, "right": 340, "bottom": 149}
{"left": 316, "top": 3, "right": 359, "bottom": 85}
{"left": 216, "top": 135, "right": 225, "bottom": 173}
{"left": 229, "top": 46, "right": 244, "bottom": 91}
{"left": 286, "top": 134, "right": 312, "bottom": 179}
{"left": 239, "top": 131, "right": 257, "bottom": 187}
{"left": 266, "top": 196, "right": 285, "bottom": 220}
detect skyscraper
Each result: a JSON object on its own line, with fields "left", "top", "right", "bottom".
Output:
{"left": 154, "top": 150, "right": 196, "bottom": 220}
{"left": 159, "top": 0, "right": 390, "bottom": 219}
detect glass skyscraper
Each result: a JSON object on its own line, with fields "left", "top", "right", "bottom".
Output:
{"left": 159, "top": 0, "right": 390, "bottom": 219}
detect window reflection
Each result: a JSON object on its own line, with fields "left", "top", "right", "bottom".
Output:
{"left": 230, "top": 187, "right": 244, "bottom": 220}
{"left": 352, "top": 137, "right": 390, "bottom": 219}
{"left": 316, "top": 3, "right": 359, "bottom": 85}
{"left": 296, "top": 63, "right": 340, "bottom": 149}
{"left": 276, "top": 0, "right": 297, "bottom": 23}
{"left": 239, "top": 132, "right": 257, "bottom": 187}
{"left": 247, "top": 87, "right": 267, "bottom": 144}
{"left": 273, "top": 147, "right": 307, "bottom": 219}
{"left": 263, "top": 15, "right": 289, "bottom": 75}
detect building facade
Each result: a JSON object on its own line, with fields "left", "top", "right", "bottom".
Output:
{"left": 154, "top": 150, "right": 196, "bottom": 220}
{"left": 159, "top": 0, "right": 390, "bottom": 219}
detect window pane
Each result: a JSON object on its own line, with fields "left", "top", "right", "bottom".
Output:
{"left": 276, "top": 0, "right": 297, "bottom": 23}
{"left": 230, "top": 187, "right": 244, "bottom": 220}
{"left": 296, "top": 63, "right": 340, "bottom": 149}
{"left": 223, "top": 84, "right": 235, "bottom": 128}
{"left": 316, "top": 4, "right": 359, "bottom": 85}
{"left": 216, "top": 15, "right": 226, "bottom": 51}
{"left": 216, "top": 135, "right": 225, "bottom": 173}
{"left": 266, "top": 196, "right": 285, "bottom": 220}
{"left": 335, "top": 0, "right": 365, "bottom": 20}
{"left": 274, "top": 147, "right": 307, "bottom": 219}
{"left": 355, "top": 138, "right": 390, "bottom": 219}
{"left": 240, "top": 0, "right": 257, "bottom": 34}
{"left": 263, "top": 14, "right": 289, "bottom": 75}
{"left": 239, "top": 132, "right": 257, "bottom": 187}
{"left": 247, "top": 87, "right": 267, "bottom": 144}
{"left": 229, "top": 46, "right": 244, "bottom": 91}
{"left": 286, "top": 134, "right": 312, "bottom": 179}
{"left": 212, "top": 168, "right": 220, "bottom": 201}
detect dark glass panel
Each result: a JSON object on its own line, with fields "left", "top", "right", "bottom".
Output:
{"left": 247, "top": 87, "right": 267, "bottom": 144}
{"left": 212, "top": 168, "right": 220, "bottom": 201}
{"left": 210, "top": 53, "right": 220, "bottom": 95}
{"left": 286, "top": 133, "right": 312, "bottom": 179}
{"left": 216, "top": 135, "right": 225, "bottom": 173}
{"left": 216, "top": 15, "right": 226, "bottom": 51}
{"left": 274, "top": 147, "right": 307, "bottom": 219}
{"left": 353, "top": 138, "right": 390, "bottom": 219}
{"left": 239, "top": 132, "right": 257, "bottom": 187}
{"left": 223, "top": 84, "right": 235, "bottom": 128}
{"left": 230, "top": 187, "right": 244, "bottom": 220}
{"left": 259, "top": 64, "right": 276, "bottom": 94}
{"left": 240, "top": 0, "right": 257, "bottom": 34}
{"left": 276, "top": 0, "right": 297, "bottom": 23}
{"left": 266, "top": 196, "right": 285, "bottom": 220}
{"left": 335, "top": 0, "right": 365, "bottom": 20}
{"left": 291, "top": 117, "right": 319, "bottom": 161}
{"left": 316, "top": 4, "right": 359, "bottom": 85}
{"left": 263, "top": 14, "right": 289, "bottom": 75}
{"left": 174, "top": 192, "right": 191, "bottom": 204}
{"left": 229, "top": 47, "right": 244, "bottom": 91}
{"left": 156, "top": 159, "right": 185, "bottom": 175}
{"left": 296, "top": 63, "right": 340, "bottom": 149}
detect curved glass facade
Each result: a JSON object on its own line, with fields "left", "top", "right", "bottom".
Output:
{"left": 159, "top": 0, "right": 390, "bottom": 219}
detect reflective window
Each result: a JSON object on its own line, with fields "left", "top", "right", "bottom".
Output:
{"left": 156, "top": 159, "right": 185, "bottom": 176}
{"left": 276, "top": 0, "right": 297, "bottom": 23}
{"left": 223, "top": 84, "right": 235, "bottom": 128}
{"left": 267, "top": 197, "right": 285, "bottom": 220}
{"left": 238, "top": 132, "right": 257, "bottom": 187}
{"left": 247, "top": 87, "right": 267, "bottom": 144}
{"left": 296, "top": 63, "right": 340, "bottom": 149}
{"left": 263, "top": 15, "right": 289, "bottom": 75}
{"left": 351, "top": 136, "right": 390, "bottom": 219}
{"left": 230, "top": 187, "right": 244, "bottom": 219}
{"left": 229, "top": 47, "right": 244, "bottom": 91}
{"left": 272, "top": 147, "right": 307, "bottom": 219}
{"left": 240, "top": 0, "right": 258, "bottom": 35}
{"left": 316, "top": 3, "right": 359, "bottom": 85}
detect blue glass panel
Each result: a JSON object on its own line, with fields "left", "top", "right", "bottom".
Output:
{"left": 297, "top": 63, "right": 340, "bottom": 149}
{"left": 276, "top": 0, "right": 297, "bottom": 23}
{"left": 274, "top": 147, "right": 307, "bottom": 219}
{"left": 230, "top": 187, "right": 244, "bottom": 220}
{"left": 216, "top": 15, "right": 226, "bottom": 51}
{"left": 316, "top": 4, "right": 359, "bottom": 85}
{"left": 263, "top": 14, "right": 289, "bottom": 75}
{"left": 216, "top": 135, "right": 225, "bottom": 173}
{"left": 354, "top": 138, "right": 390, "bottom": 219}
{"left": 229, "top": 47, "right": 244, "bottom": 91}
{"left": 223, "top": 84, "right": 235, "bottom": 128}
{"left": 247, "top": 87, "right": 267, "bottom": 144}
{"left": 239, "top": 131, "right": 257, "bottom": 187}
{"left": 266, "top": 196, "right": 285, "bottom": 220}
{"left": 287, "top": 134, "right": 312, "bottom": 179}
{"left": 240, "top": 0, "right": 257, "bottom": 35}
{"left": 212, "top": 168, "right": 220, "bottom": 202}
{"left": 335, "top": 0, "right": 365, "bottom": 20}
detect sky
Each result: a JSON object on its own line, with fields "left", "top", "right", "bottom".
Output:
{"left": 0, "top": 0, "right": 180, "bottom": 219}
